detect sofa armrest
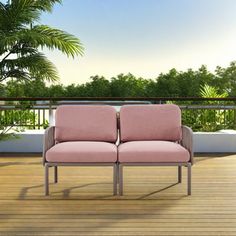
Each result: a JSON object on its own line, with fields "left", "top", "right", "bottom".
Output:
{"left": 43, "top": 126, "right": 55, "bottom": 165}
{"left": 181, "top": 125, "right": 194, "bottom": 164}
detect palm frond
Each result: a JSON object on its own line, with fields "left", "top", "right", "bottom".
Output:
{"left": 33, "top": 0, "right": 62, "bottom": 12}
{"left": 0, "top": 69, "right": 30, "bottom": 83}
{"left": 1, "top": 53, "right": 59, "bottom": 82}
{"left": 200, "top": 84, "right": 228, "bottom": 98}
{"left": 0, "top": 26, "right": 84, "bottom": 58}
{"left": 32, "top": 25, "right": 84, "bottom": 57}
{"left": 0, "top": 0, "right": 40, "bottom": 32}
{"left": 0, "top": 0, "right": 62, "bottom": 32}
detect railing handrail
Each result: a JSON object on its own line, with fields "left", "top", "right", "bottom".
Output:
{"left": 1, "top": 97, "right": 236, "bottom": 101}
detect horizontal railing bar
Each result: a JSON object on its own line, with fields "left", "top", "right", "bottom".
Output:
{"left": 1, "top": 97, "right": 236, "bottom": 101}
{"left": 1, "top": 105, "right": 236, "bottom": 110}
{"left": 179, "top": 105, "right": 236, "bottom": 109}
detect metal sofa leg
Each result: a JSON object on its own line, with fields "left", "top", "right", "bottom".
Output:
{"left": 119, "top": 164, "right": 123, "bottom": 196}
{"left": 54, "top": 166, "right": 58, "bottom": 183}
{"left": 113, "top": 164, "right": 117, "bottom": 195}
{"left": 45, "top": 164, "right": 49, "bottom": 196}
{"left": 187, "top": 164, "right": 191, "bottom": 195}
{"left": 178, "top": 166, "right": 182, "bottom": 183}
{"left": 117, "top": 163, "right": 119, "bottom": 185}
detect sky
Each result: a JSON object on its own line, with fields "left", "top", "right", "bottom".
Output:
{"left": 40, "top": 0, "right": 236, "bottom": 85}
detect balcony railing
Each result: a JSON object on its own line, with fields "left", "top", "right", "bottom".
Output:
{"left": 1, "top": 97, "right": 236, "bottom": 132}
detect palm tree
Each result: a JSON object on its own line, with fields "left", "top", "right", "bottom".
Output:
{"left": 0, "top": 0, "right": 84, "bottom": 83}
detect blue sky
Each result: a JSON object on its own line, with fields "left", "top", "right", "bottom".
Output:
{"left": 40, "top": 0, "right": 236, "bottom": 84}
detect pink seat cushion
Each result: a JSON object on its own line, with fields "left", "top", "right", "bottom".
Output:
{"left": 55, "top": 105, "right": 117, "bottom": 142}
{"left": 118, "top": 141, "right": 190, "bottom": 163}
{"left": 46, "top": 141, "right": 117, "bottom": 163}
{"left": 120, "top": 104, "right": 182, "bottom": 141}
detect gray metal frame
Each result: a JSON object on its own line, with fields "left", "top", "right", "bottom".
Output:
{"left": 118, "top": 162, "right": 191, "bottom": 196}
{"left": 45, "top": 162, "right": 118, "bottom": 196}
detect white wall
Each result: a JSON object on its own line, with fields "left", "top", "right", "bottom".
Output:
{"left": 193, "top": 130, "right": 236, "bottom": 153}
{"left": 0, "top": 130, "right": 44, "bottom": 153}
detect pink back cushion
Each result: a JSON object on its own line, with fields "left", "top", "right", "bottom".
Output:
{"left": 55, "top": 105, "right": 117, "bottom": 142}
{"left": 120, "top": 104, "right": 182, "bottom": 142}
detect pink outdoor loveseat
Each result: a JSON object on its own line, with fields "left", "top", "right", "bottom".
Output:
{"left": 43, "top": 105, "right": 118, "bottom": 196}
{"left": 43, "top": 104, "right": 193, "bottom": 196}
{"left": 118, "top": 104, "right": 193, "bottom": 195}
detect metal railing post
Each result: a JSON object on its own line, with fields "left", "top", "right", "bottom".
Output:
{"left": 49, "top": 100, "right": 54, "bottom": 126}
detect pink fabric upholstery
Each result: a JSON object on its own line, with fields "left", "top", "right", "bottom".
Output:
{"left": 120, "top": 104, "right": 182, "bottom": 141}
{"left": 118, "top": 141, "right": 190, "bottom": 163}
{"left": 46, "top": 141, "right": 117, "bottom": 163}
{"left": 55, "top": 105, "right": 117, "bottom": 142}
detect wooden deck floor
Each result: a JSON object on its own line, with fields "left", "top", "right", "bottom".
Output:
{"left": 0, "top": 154, "right": 236, "bottom": 235}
